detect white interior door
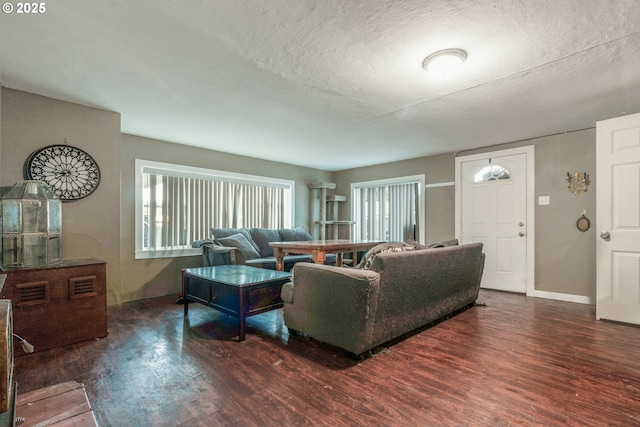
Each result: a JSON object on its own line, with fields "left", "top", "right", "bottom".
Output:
{"left": 456, "top": 148, "right": 533, "bottom": 293}
{"left": 596, "top": 113, "right": 640, "bottom": 325}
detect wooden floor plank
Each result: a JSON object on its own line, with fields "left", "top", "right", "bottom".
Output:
{"left": 16, "top": 381, "right": 96, "bottom": 426}
{"left": 13, "top": 290, "right": 640, "bottom": 426}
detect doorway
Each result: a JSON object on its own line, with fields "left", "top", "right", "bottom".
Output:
{"left": 455, "top": 146, "right": 535, "bottom": 294}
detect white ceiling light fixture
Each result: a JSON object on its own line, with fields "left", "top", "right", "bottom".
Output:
{"left": 422, "top": 48, "right": 467, "bottom": 78}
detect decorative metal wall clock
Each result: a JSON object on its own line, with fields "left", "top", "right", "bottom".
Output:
{"left": 24, "top": 144, "right": 101, "bottom": 202}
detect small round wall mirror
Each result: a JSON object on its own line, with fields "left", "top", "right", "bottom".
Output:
{"left": 576, "top": 215, "right": 591, "bottom": 232}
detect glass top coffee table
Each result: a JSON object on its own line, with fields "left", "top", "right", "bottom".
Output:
{"left": 182, "top": 265, "right": 291, "bottom": 341}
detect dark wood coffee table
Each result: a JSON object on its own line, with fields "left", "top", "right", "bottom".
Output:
{"left": 182, "top": 265, "right": 291, "bottom": 341}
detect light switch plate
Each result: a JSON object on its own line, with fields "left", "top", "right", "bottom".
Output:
{"left": 538, "top": 196, "right": 550, "bottom": 205}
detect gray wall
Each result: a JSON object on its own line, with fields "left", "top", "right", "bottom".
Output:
{"left": 119, "top": 134, "right": 332, "bottom": 302}
{"left": 333, "top": 153, "right": 455, "bottom": 244}
{"left": 0, "top": 87, "right": 331, "bottom": 304}
{"left": 333, "top": 129, "right": 596, "bottom": 300}
{"left": 1, "top": 88, "right": 123, "bottom": 304}
{"left": 1, "top": 87, "right": 597, "bottom": 303}
{"left": 461, "top": 130, "right": 596, "bottom": 299}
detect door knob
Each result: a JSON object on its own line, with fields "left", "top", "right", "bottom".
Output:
{"left": 519, "top": 222, "right": 525, "bottom": 227}
{"left": 519, "top": 231, "right": 525, "bottom": 237}
{"left": 600, "top": 231, "right": 611, "bottom": 240}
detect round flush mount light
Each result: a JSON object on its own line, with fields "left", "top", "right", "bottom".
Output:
{"left": 422, "top": 48, "right": 467, "bottom": 78}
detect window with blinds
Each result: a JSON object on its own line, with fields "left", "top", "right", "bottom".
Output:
{"left": 351, "top": 175, "right": 425, "bottom": 243}
{"left": 134, "top": 160, "right": 293, "bottom": 259}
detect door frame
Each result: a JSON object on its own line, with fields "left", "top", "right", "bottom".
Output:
{"left": 455, "top": 146, "right": 536, "bottom": 296}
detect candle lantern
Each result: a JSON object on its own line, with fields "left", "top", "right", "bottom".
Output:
{"left": 0, "top": 180, "right": 62, "bottom": 267}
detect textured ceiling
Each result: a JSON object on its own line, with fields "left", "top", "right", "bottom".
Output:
{"left": 1, "top": 1, "right": 639, "bottom": 171}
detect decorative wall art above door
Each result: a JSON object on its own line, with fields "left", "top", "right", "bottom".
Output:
{"left": 24, "top": 144, "right": 101, "bottom": 202}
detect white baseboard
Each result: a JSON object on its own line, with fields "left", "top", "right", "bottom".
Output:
{"left": 532, "top": 290, "right": 593, "bottom": 305}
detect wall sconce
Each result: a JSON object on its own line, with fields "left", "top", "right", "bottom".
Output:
{"left": 566, "top": 171, "right": 590, "bottom": 196}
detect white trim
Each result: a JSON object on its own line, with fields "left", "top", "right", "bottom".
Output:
{"left": 134, "top": 159, "right": 294, "bottom": 259}
{"left": 352, "top": 174, "right": 425, "bottom": 187}
{"left": 135, "top": 248, "right": 201, "bottom": 260}
{"left": 425, "top": 181, "right": 455, "bottom": 188}
{"left": 532, "top": 290, "right": 593, "bottom": 305}
{"left": 137, "top": 159, "right": 294, "bottom": 189}
{"left": 351, "top": 174, "right": 426, "bottom": 243}
{"left": 455, "top": 146, "right": 535, "bottom": 297}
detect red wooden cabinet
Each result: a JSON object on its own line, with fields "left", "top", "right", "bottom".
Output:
{"left": 0, "top": 259, "right": 107, "bottom": 355}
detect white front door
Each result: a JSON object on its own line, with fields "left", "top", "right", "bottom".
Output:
{"left": 456, "top": 147, "right": 534, "bottom": 294}
{"left": 596, "top": 113, "right": 640, "bottom": 325}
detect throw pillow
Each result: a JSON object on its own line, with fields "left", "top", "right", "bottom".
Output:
{"left": 405, "top": 239, "right": 429, "bottom": 250}
{"left": 249, "top": 228, "right": 282, "bottom": 257}
{"left": 359, "top": 242, "right": 415, "bottom": 270}
{"left": 278, "top": 227, "right": 313, "bottom": 242}
{"left": 217, "top": 233, "right": 261, "bottom": 260}
{"left": 211, "top": 228, "right": 260, "bottom": 252}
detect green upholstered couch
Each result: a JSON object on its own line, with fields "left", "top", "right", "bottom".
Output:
{"left": 280, "top": 242, "right": 485, "bottom": 356}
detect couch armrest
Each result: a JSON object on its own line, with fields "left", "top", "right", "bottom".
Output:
{"left": 201, "top": 243, "right": 246, "bottom": 266}
{"left": 283, "top": 263, "right": 381, "bottom": 355}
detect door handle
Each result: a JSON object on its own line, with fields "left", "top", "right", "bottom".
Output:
{"left": 600, "top": 231, "right": 611, "bottom": 240}
{"left": 519, "top": 231, "right": 525, "bottom": 237}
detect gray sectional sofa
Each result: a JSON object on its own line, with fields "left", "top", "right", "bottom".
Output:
{"left": 280, "top": 241, "right": 485, "bottom": 356}
{"left": 193, "top": 227, "right": 338, "bottom": 271}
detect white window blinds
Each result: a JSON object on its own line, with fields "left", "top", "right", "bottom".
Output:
{"left": 352, "top": 176, "right": 424, "bottom": 243}
{"left": 135, "top": 160, "right": 293, "bottom": 259}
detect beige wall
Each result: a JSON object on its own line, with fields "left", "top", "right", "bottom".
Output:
{"left": 333, "top": 153, "right": 456, "bottom": 244}
{"left": 461, "top": 130, "right": 596, "bottom": 299}
{"left": 334, "top": 129, "right": 596, "bottom": 299}
{"left": 119, "top": 134, "right": 332, "bottom": 303}
{"left": 0, "top": 87, "right": 331, "bottom": 304}
{"left": 1, "top": 86, "right": 597, "bottom": 303}
{"left": 0, "top": 88, "right": 123, "bottom": 304}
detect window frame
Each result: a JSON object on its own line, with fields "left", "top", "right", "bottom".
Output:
{"left": 350, "top": 174, "right": 425, "bottom": 243}
{"left": 134, "top": 159, "right": 294, "bottom": 259}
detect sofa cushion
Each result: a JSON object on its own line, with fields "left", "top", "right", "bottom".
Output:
{"left": 280, "top": 282, "right": 294, "bottom": 304}
{"left": 250, "top": 228, "right": 282, "bottom": 257}
{"left": 406, "top": 238, "right": 459, "bottom": 249}
{"left": 217, "top": 233, "right": 261, "bottom": 260}
{"left": 428, "top": 239, "right": 459, "bottom": 248}
{"left": 278, "top": 227, "right": 313, "bottom": 242}
{"left": 211, "top": 227, "right": 260, "bottom": 252}
{"left": 246, "top": 254, "right": 314, "bottom": 272}
{"left": 358, "top": 242, "right": 415, "bottom": 270}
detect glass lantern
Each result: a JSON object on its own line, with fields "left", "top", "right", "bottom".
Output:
{"left": 0, "top": 180, "right": 62, "bottom": 267}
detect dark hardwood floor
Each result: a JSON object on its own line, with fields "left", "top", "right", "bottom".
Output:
{"left": 13, "top": 289, "right": 640, "bottom": 426}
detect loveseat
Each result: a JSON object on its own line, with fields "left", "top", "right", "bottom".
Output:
{"left": 280, "top": 241, "right": 485, "bottom": 356}
{"left": 193, "top": 227, "right": 338, "bottom": 272}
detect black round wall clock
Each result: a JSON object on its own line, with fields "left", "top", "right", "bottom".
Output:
{"left": 24, "top": 144, "right": 101, "bottom": 202}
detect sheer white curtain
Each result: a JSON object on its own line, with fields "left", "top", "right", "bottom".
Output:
{"left": 144, "top": 174, "right": 285, "bottom": 250}
{"left": 355, "top": 182, "right": 418, "bottom": 242}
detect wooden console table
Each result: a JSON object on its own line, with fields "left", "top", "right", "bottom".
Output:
{"left": 0, "top": 259, "right": 108, "bottom": 355}
{"left": 269, "top": 239, "right": 383, "bottom": 271}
